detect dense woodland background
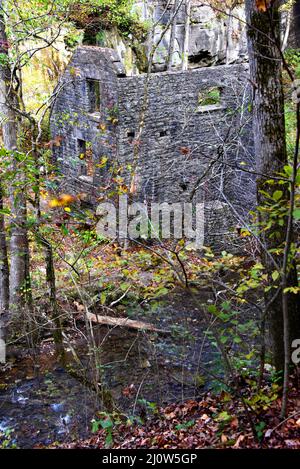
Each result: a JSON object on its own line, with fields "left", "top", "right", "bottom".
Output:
{"left": 0, "top": 0, "right": 300, "bottom": 449}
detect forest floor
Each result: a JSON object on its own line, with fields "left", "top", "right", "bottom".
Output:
{"left": 2, "top": 344, "right": 300, "bottom": 449}
{"left": 1, "top": 234, "right": 299, "bottom": 449}
{"left": 58, "top": 373, "right": 300, "bottom": 449}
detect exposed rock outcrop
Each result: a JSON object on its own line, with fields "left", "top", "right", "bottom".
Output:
{"left": 88, "top": 1, "right": 248, "bottom": 74}
{"left": 135, "top": 0, "right": 247, "bottom": 71}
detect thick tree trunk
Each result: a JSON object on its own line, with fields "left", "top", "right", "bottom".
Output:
{"left": 9, "top": 190, "right": 28, "bottom": 311}
{"left": 0, "top": 2, "right": 27, "bottom": 313}
{"left": 245, "top": 0, "right": 300, "bottom": 371}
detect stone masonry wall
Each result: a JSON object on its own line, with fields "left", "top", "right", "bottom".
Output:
{"left": 116, "top": 63, "right": 255, "bottom": 247}
{"left": 50, "top": 47, "right": 125, "bottom": 200}
{"left": 117, "top": 64, "right": 254, "bottom": 205}
{"left": 51, "top": 46, "right": 255, "bottom": 249}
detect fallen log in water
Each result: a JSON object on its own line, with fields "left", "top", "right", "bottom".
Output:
{"left": 86, "top": 312, "right": 170, "bottom": 334}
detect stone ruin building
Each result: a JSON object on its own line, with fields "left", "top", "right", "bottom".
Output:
{"left": 50, "top": 46, "right": 255, "bottom": 248}
{"left": 49, "top": 1, "right": 265, "bottom": 248}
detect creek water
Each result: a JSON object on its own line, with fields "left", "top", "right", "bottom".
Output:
{"left": 0, "top": 290, "right": 252, "bottom": 448}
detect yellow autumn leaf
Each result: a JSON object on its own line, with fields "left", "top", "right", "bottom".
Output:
{"left": 40, "top": 190, "right": 48, "bottom": 200}
{"left": 241, "top": 229, "right": 251, "bottom": 238}
{"left": 48, "top": 194, "right": 76, "bottom": 208}
{"left": 48, "top": 198, "right": 60, "bottom": 208}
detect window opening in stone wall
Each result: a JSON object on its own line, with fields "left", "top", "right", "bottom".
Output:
{"left": 87, "top": 78, "right": 101, "bottom": 113}
{"left": 159, "top": 130, "right": 168, "bottom": 137}
{"left": 198, "top": 87, "right": 222, "bottom": 107}
{"left": 78, "top": 139, "right": 94, "bottom": 179}
{"left": 127, "top": 131, "right": 135, "bottom": 138}
{"left": 78, "top": 139, "right": 87, "bottom": 176}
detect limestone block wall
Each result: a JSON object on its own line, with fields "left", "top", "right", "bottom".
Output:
{"left": 50, "top": 47, "right": 125, "bottom": 200}
{"left": 117, "top": 63, "right": 254, "bottom": 213}
{"left": 50, "top": 46, "right": 255, "bottom": 249}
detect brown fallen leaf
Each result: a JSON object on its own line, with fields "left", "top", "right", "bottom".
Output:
{"left": 233, "top": 434, "right": 245, "bottom": 448}
{"left": 230, "top": 417, "right": 239, "bottom": 429}
{"left": 74, "top": 301, "right": 85, "bottom": 312}
{"left": 165, "top": 412, "right": 176, "bottom": 420}
{"left": 122, "top": 384, "right": 136, "bottom": 398}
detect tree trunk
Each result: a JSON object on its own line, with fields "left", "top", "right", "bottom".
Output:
{"left": 245, "top": 0, "right": 300, "bottom": 371}
{"left": 282, "top": 8, "right": 292, "bottom": 52}
{"left": 0, "top": 183, "right": 9, "bottom": 317}
{"left": 226, "top": 8, "right": 233, "bottom": 65}
{"left": 166, "top": 0, "right": 179, "bottom": 71}
{"left": 41, "top": 237, "right": 65, "bottom": 364}
{"left": 182, "top": 0, "right": 191, "bottom": 71}
{"left": 292, "top": 0, "right": 300, "bottom": 47}
{"left": 0, "top": 1, "right": 27, "bottom": 313}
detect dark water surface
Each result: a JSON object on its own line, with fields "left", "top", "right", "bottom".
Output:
{"left": 0, "top": 290, "right": 248, "bottom": 448}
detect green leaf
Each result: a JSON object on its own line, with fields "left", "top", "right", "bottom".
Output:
{"left": 0, "top": 208, "right": 10, "bottom": 215}
{"left": 154, "top": 287, "right": 168, "bottom": 298}
{"left": 207, "top": 304, "right": 218, "bottom": 314}
{"left": 105, "top": 432, "right": 113, "bottom": 447}
{"left": 221, "top": 301, "right": 231, "bottom": 312}
{"left": 175, "top": 420, "right": 195, "bottom": 430}
{"left": 91, "top": 420, "right": 101, "bottom": 433}
{"left": 271, "top": 271, "right": 280, "bottom": 282}
{"left": 220, "top": 335, "right": 228, "bottom": 344}
{"left": 216, "top": 411, "right": 231, "bottom": 422}
{"left": 283, "top": 286, "right": 300, "bottom": 294}
{"left": 283, "top": 165, "right": 292, "bottom": 177}
{"left": 233, "top": 337, "right": 242, "bottom": 344}
{"left": 272, "top": 190, "right": 283, "bottom": 202}
{"left": 100, "top": 418, "right": 113, "bottom": 430}
{"left": 100, "top": 292, "right": 107, "bottom": 305}
{"left": 60, "top": 224, "right": 69, "bottom": 236}
{"left": 293, "top": 209, "right": 300, "bottom": 220}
